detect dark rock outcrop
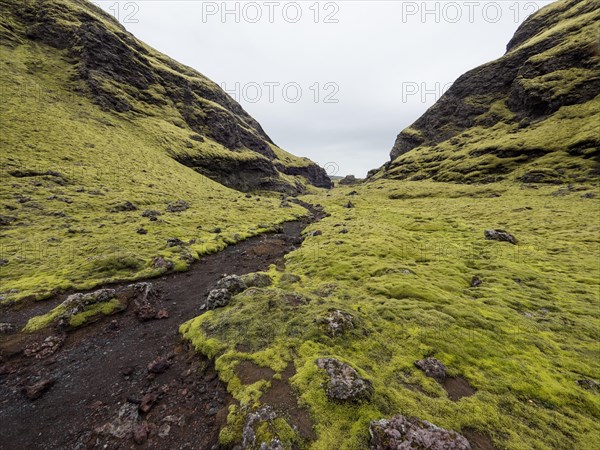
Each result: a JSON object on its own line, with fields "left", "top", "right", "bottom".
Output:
{"left": 484, "top": 229, "right": 518, "bottom": 245}
{"left": 373, "top": 0, "right": 600, "bottom": 183}
{"left": 316, "top": 358, "right": 373, "bottom": 402}
{"left": 369, "top": 415, "right": 471, "bottom": 450}
{"left": 414, "top": 357, "right": 448, "bottom": 381}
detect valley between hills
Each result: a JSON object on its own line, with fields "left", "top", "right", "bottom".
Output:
{"left": 0, "top": 0, "right": 598, "bottom": 449}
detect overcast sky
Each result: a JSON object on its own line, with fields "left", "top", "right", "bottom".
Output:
{"left": 96, "top": 0, "right": 553, "bottom": 177}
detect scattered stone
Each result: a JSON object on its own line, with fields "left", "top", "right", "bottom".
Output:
{"left": 158, "top": 423, "right": 171, "bottom": 438}
{"left": 484, "top": 229, "right": 517, "bottom": 245}
{"left": 152, "top": 256, "right": 174, "bottom": 271}
{"left": 581, "top": 192, "right": 596, "bottom": 199}
{"left": 241, "top": 272, "right": 272, "bottom": 288}
{"left": 166, "top": 199, "right": 190, "bottom": 213}
{"left": 136, "top": 227, "right": 147, "bottom": 235}
{"left": 215, "top": 274, "right": 246, "bottom": 295}
{"left": 121, "top": 366, "right": 135, "bottom": 377}
{"left": 316, "top": 358, "right": 373, "bottom": 401}
{"left": 369, "top": 415, "right": 471, "bottom": 450}
{"left": 156, "top": 309, "right": 169, "bottom": 319}
{"left": 310, "top": 230, "right": 323, "bottom": 237}
{"left": 415, "top": 357, "right": 448, "bottom": 381}
{"left": 22, "top": 378, "right": 56, "bottom": 400}
{"left": 166, "top": 237, "right": 184, "bottom": 247}
{"left": 212, "top": 227, "right": 222, "bottom": 233}
{"left": 576, "top": 379, "right": 599, "bottom": 391}
{"left": 339, "top": 228, "right": 349, "bottom": 234}
{"left": 321, "top": 310, "right": 354, "bottom": 337}
{"left": 206, "top": 289, "right": 232, "bottom": 310}
{"left": 139, "top": 393, "right": 158, "bottom": 413}
{"left": 142, "top": 209, "right": 162, "bottom": 221}
{"left": 344, "top": 201, "right": 355, "bottom": 208}
{"left": 95, "top": 403, "right": 139, "bottom": 439}
{"left": 109, "top": 201, "right": 137, "bottom": 212}
{"left": 132, "top": 422, "right": 150, "bottom": 445}
{"left": 470, "top": 276, "right": 482, "bottom": 288}
{"left": 0, "top": 323, "right": 15, "bottom": 334}
{"left": 24, "top": 335, "right": 65, "bottom": 359}
{"left": 0, "top": 259, "right": 8, "bottom": 267}
{"left": 147, "top": 356, "right": 171, "bottom": 374}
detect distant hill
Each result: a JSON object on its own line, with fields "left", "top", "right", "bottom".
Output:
{"left": 370, "top": 0, "right": 600, "bottom": 184}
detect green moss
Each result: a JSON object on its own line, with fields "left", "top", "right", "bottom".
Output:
{"left": 182, "top": 180, "right": 600, "bottom": 449}
{"left": 68, "top": 298, "right": 123, "bottom": 328}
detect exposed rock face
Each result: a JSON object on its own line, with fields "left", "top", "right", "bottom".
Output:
{"left": 5, "top": 0, "right": 330, "bottom": 194}
{"left": 316, "top": 358, "right": 373, "bottom": 401}
{"left": 484, "top": 229, "right": 518, "bottom": 245}
{"left": 214, "top": 275, "right": 246, "bottom": 295}
{"left": 374, "top": 0, "right": 600, "bottom": 183}
{"left": 369, "top": 415, "right": 471, "bottom": 450}
{"left": 320, "top": 310, "right": 355, "bottom": 337}
{"left": 414, "top": 358, "right": 448, "bottom": 381}
{"left": 206, "top": 289, "right": 232, "bottom": 310}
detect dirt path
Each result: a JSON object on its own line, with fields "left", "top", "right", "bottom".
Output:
{"left": 0, "top": 204, "right": 323, "bottom": 450}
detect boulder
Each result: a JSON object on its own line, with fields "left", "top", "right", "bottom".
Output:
{"left": 316, "top": 358, "right": 373, "bottom": 401}
{"left": 369, "top": 415, "right": 471, "bottom": 450}
{"left": 206, "top": 289, "right": 232, "bottom": 310}
{"left": 166, "top": 237, "right": 185, "bottom": 247}
{"left": 22, "top": 378, "right": 56, "bottom": 400}
{"left": 215, "top": 274, "right": 246, "bottom": 295}
{"left": 470, "top": 276, "right": 482, "bottom": 288}
{"left": 484, "top": 229, "right": 517, "bottom": 245}
{"left": 414, "top": 357, "right": 448, "bottom": 381}
{"left": 321, "top": 310, "right": 354, "bottom": 337}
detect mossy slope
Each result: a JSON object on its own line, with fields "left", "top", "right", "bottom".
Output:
{"left": 0, "top": 0, "right": 331, "bottom": 192}
{"left": 182, "top": 180, "right": 600, "bottom": 449}
{"left": 371, "top": 0, "right": 600, "bottom": 184}
{"left": 0, "top": 0, "right": 320, "bottom": 303}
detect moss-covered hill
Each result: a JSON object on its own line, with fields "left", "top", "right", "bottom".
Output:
{"left": 0, "top": 0, "right": 331, "bottom": 193}
{"left": 0, "top": 0, "right": 331, "bottom": 303}
{"left": 370, "top": 0, "right": 600, "bottom": 184}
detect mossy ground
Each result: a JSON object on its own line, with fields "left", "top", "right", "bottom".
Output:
{"left": 182, "top": 180, "right": 600, "bottom": 449}
{"left": 0, "top": 40, "right": 306, "bottom": 303}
